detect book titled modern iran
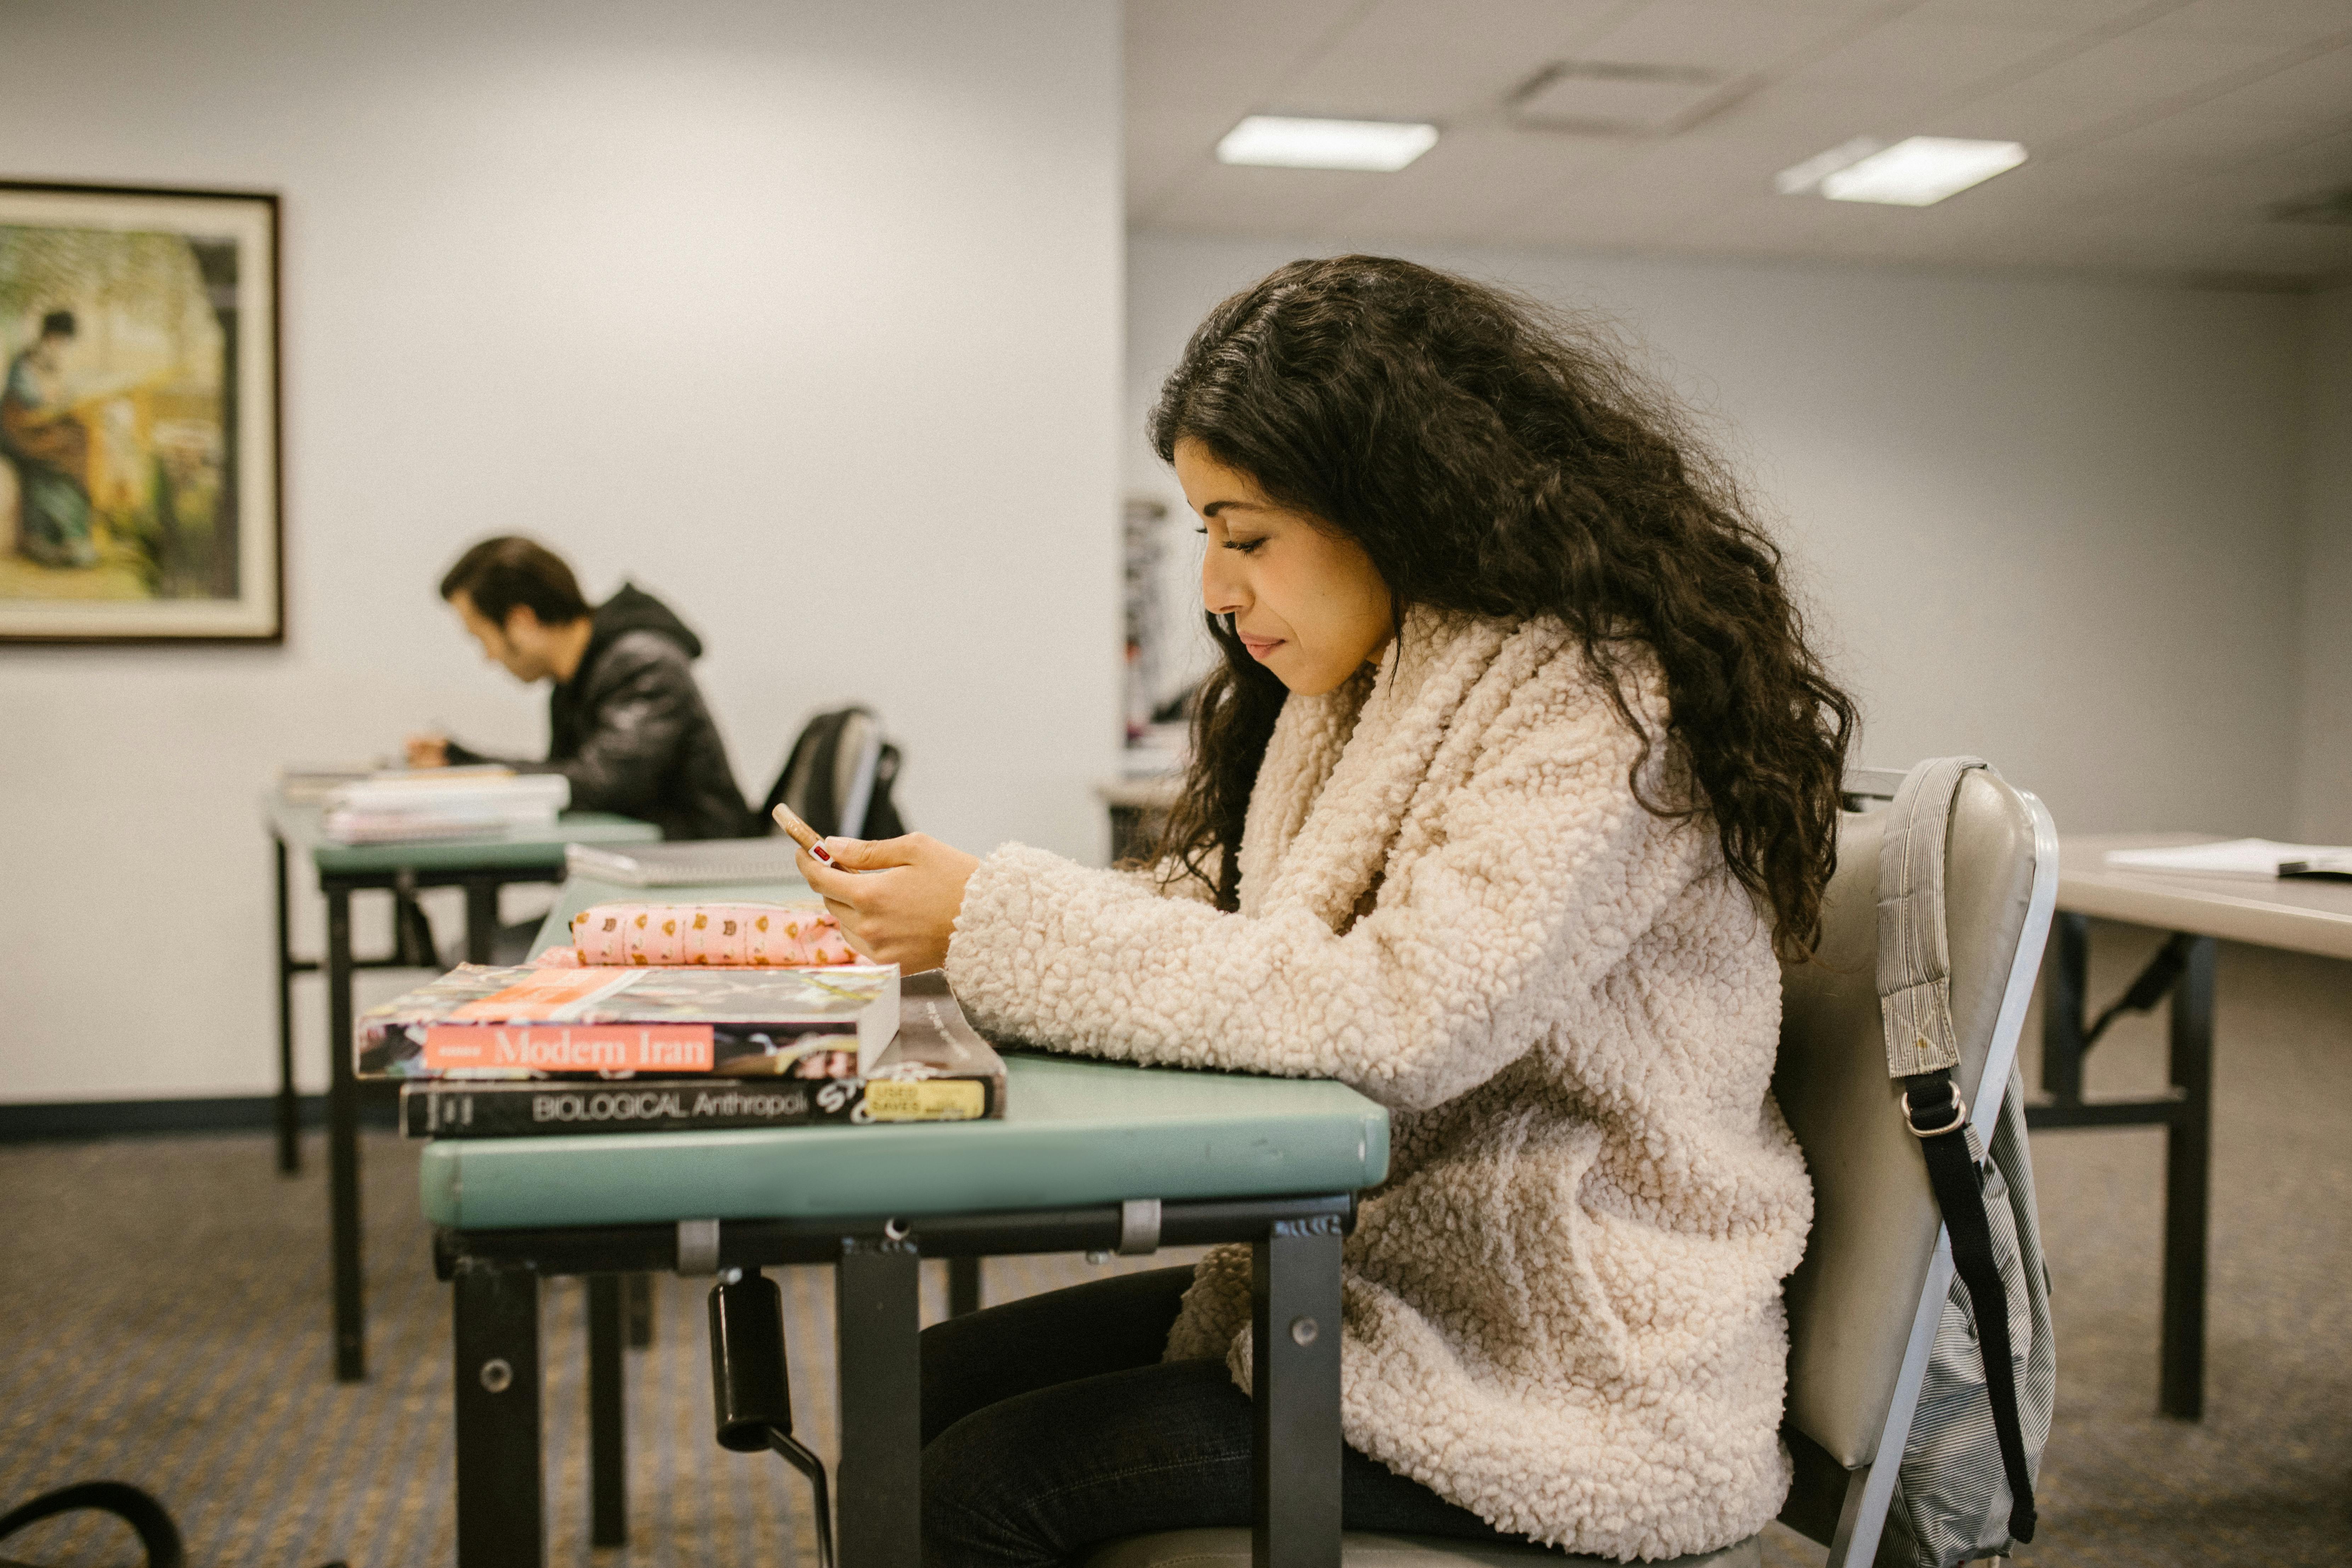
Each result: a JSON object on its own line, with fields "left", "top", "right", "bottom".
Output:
{"left": 399, "top": 971, "right": 1004, "bottom": 1135}
{"left": 357, "top": 962, "right": 900, "bottom": 1080}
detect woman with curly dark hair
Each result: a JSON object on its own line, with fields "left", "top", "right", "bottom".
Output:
{"left": 801, "top": 255, "right": 1858, "bottom": 1562}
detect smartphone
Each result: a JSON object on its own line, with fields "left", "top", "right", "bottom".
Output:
{"left": 772, "top": 802, "right": 842, "bottom": 868}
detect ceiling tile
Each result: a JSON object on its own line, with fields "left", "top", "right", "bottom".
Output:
{"left": 1272, "top": 0, "right": 1632, "bottom": 121}
{"left": 1915, "top": 87, "right": 2147, "bottom": 148}
{"left": 1126, "top": 0, "right": 1368, "bottom": 58}
{"left": 1903, "top": 0, "right": 2193, "bottom": 27}
{"left": 1574, "top": 0, "right": 1865, "bottom": 75}
{"left": 1476, "top": 166, "right": 1708, "bottom": 251}
{"left": 2167, "top": 129, "right": 2352, "bottom": 208}
{"left": 2066, "top": 101, "right": 2339, "bottom": 171}
{"left": 1775, "top": 16, "right": 2087, "bottom": 98}
{"left": 2200, "top": 42, "right": 2352, "bottom": 123}
{"left": 1983, "top": 32, "right": 2303, "bottom": 114}
{"left": 1326, "top": 124, "right": 1628, "bottom": 237}
{"left": 2140, "top": 0, "right": 2352, "bottom": 49}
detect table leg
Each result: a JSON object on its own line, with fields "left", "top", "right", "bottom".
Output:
{"left": 2160, "top": 936, "right": 2215, "bottom": 1420}
{"left": 2039, "top": 911, "right": 2090, "bottom": 1103}
{"left": 464, "top": 878, "right": 498, "bottom": 965}
{"left": 836, "top": 1239, "right": 921, "bottom": 1568}
{"left": 947, "top": 1256, "right": 982, "bottom": 1318}
{"left": 455, "top": 1260, "right": 544, "bottom": 1567}
{"left": 326, "top": 884, "right": 366, "bottom": 1382}
{"left": 1252, "top": 1216, "right": 1343, "bottom": 1568}
{"left": 587, "top": 1274, "right": 627, "bottom": 1546}
{"left": 624, "top": 1271, "right": 655, "bottom": 1348}
{"left": 274, "top": 835, "right": 300, "bottom": 1175}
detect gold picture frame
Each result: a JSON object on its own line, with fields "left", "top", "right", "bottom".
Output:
{"left": 0, "top": 179, "right": 283, "bottom": 642}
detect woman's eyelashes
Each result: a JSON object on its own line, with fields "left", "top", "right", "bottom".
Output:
{"left": 1193, "top": 524, "right": 1266, "bottom": 555}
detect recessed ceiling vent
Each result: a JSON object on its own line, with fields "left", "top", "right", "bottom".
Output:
{"left": 1506, "top": 60, "right": 1751, "bottom": 137}
{"left": 2269, "top": 188, "right": 2352, "bottom": 226}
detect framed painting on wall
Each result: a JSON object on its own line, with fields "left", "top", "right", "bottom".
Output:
{"left": 0, "top": 180, "right": 282, "bottom": 642}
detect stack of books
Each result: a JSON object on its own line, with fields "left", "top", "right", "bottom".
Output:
{"left": 361, "top": 965, "right": 1006, "bottom": 1138}
{"left": 320, "top": 766, "right": 569, "bottom": 845}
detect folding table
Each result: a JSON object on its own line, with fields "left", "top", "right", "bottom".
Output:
{"left": 416, "top": 874, "right": 1391, "bottom": 1567}
{"left": 264, "top": 795, "right": 660, "bottom": 1379}
{"left": 2030, "top": 832, "right": 2352, "bottom": 1419}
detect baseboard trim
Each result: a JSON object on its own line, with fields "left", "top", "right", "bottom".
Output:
{"left": 0, "top": 1089, "right": 401, "bottom": 1143}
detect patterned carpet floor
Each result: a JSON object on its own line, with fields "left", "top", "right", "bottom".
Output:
{"left": 1, "top": 930, "right": 2345, "bottom": 1566}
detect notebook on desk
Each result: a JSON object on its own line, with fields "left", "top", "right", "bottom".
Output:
{"left": 566, "top": 837, "right": 807, "bottom": 886}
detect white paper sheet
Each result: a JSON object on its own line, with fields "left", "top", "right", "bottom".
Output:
{"left": 2103, "top": 839, "right": 2352, "bottom": 877}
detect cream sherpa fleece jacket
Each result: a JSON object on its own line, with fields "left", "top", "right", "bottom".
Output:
{"left": 944, "top": 610, "right": 1812, "bottom": 1561}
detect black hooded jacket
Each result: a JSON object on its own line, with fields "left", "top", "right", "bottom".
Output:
{"left": 450, "top": 584, "right": 751, "bottom": 839}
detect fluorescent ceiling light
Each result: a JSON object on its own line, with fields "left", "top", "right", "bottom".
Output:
{"left": 1216, "top": 115, "right": 1438, "bottom": 172}
{"left": 1774, "top": 137, "right": 1880, "bottom": 196}
{"left": 1779, "top": 136, "right": 2026, "bottom": 206}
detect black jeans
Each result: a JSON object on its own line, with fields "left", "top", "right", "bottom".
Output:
{"left": 919, "top": 1266, "right": 1524, "bottom": 1567}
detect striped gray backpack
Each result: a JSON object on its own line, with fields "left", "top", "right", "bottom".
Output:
{"left": 1873, "top": 758, "right": 2056, "bottom": 1566}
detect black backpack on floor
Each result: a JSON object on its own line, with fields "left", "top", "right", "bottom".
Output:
{"left": 0, "top": 1483, "right": 348, "bottom": 1568}
{"left": 0, "top": 1484, "right": 182, "bottom": 1568}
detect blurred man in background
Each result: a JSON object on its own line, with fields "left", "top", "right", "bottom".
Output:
{"left": 410, "top": 535, "right": 749, "bottom": 839}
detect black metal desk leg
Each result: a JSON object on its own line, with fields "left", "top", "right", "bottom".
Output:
{"left": 455, "top": 1260, "right": 545, "bottom": 1566}
{"left": 587, "top": 1275, "right": 627, "bottom": 1545}
{"left": 624, "top": 1271, "right": 655, "bottom": 1348}
{"left": 2161, "top": 936, "right": 2216, "bottom": 1420}
{"left": 464, "top": 878, "right": 498, "bottom": 965}
{"left": 836, "top": 1239, "right": 922, "bottom": 1568}
{"left": 274, "top": 836, "right": 300, "bottom": 1175}
{"left": 1252, "top": 1216, "right": 1344, "bottom": 1568}
{"left": 2040, "top": 911, "right": 2090, "bottom": 1104}
{"left": 947, "top": 1256, "right": 982, "bottom": 1318}
{"left": 326, "top": 884, "right": 366, "bottom": 1382}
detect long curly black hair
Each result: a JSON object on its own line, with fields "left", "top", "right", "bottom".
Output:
{"left": 1146, "top": 255, "right": 1857, "bottom": 960}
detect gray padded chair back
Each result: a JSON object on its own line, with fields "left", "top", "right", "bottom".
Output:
{"left": 1772, "top": 768, "right": 2056, "bottom": 1560}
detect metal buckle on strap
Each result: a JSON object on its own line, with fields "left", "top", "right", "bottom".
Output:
{"left": 1901, "top": 1088, "right": 1968, "bottom": 1138}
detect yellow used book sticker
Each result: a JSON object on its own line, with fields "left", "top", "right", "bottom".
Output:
{"left": 863, "top": 1079, "right": 985, "bottom": 1121}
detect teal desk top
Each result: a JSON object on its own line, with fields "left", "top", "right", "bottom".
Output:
{"left": 420, "top": 873, "right": 1393, "bottom": 1232}
{"left": 420, "top": 1051, "right": 1390, "bottom": 1230}
{"left": 266, "top": 796, "right": 659, "bottom": 876}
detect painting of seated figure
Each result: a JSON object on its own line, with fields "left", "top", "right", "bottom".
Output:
{"left": 0, "top": 182, "right": 280, "bottom": 641}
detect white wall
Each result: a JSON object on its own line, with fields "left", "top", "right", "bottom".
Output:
{"left": 1129, "top": 232, "right": 2310, "bottom": 841}
{"left": 0, "top": 0, "right": 1122, "bottom": 1102}
{"left": 2295, "top": 287, "right": 2352, "bottom": 844}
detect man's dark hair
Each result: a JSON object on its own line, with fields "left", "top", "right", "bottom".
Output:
{"left": 39, "top": 310, "right": 75, "bottom": 339}
{"left": 438, "top": 536, "right": 591, "bottom": 627}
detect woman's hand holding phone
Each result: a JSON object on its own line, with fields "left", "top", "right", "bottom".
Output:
{"left": 776, "top": 803, "right": 979, "bottom": 973}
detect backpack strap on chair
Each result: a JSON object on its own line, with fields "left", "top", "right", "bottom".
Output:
{"left": 1877, "top": 756, "right": 2039, "bottom": 1545}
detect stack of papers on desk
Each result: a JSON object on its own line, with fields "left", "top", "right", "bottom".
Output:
{"left": 322, "top": 767, "right": 569, "bottom": 845}
{"left": 274, "top": 761, "right": 382, "bottom": 804}
{"left": 2103, "top": 839, "right": 2352, "bottom": 881}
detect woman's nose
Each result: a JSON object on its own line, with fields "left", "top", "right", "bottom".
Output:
{"left": 1201, "top": 551, "right": 1246, "bottom": 617}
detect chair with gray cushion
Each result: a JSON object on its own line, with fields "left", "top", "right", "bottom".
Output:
{"left": 1083, "top": 767, "right": 2056, "bottom": 1568}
